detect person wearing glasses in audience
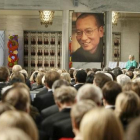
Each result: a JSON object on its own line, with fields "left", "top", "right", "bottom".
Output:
{"left": 72, "top": 13, "right": 104, "bottom": 62}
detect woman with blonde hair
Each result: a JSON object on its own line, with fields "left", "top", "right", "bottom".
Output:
{"left": 0, "top": 110, "right": 38, "bottom": 140}
{"left": 115, "top": 91, "right": 140, "bottom": 130}
{"left": 80, "top": 108, "right": 124, "bottom": 140}
{"left": 60, "top": 72, "right": 71, "bottom": 84}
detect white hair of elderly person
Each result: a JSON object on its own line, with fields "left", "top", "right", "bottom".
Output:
{"left": 76, "top": 84, "right": 102, "bottom": 106}
{"left": 117, "top": 74, "right": 131, "bottom": 86}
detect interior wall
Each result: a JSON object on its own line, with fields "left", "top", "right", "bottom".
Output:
{"left": 112, "top": 18, "right": 140, "bottom": 63}
{"left": 0, "top": 15, "right": 62, "bottom": 67}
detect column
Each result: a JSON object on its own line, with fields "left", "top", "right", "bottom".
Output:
{"left": 105, "top": 11, "right": 112, "bottom": 66}
{"left": 61, "top": 10, "right": 69, "bottom": 70}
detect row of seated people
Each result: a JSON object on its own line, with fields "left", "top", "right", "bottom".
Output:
{"left": 1, "top": 65, "right": 140, "bottom": 140}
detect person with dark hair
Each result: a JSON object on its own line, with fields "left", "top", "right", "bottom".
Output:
{"left": 112, "top": 67, "right": 123, "bottom": 77}
{"left": 0, "top": 66, "right": 10, "bottom": 100}
{"left": 74, "top": 70, "right": 87, "bottom": 90}
{"left": 86, "top": 73, "right": 94, "bottom": 83}
{"left": 102, "top": 81, "right": 122, "bottom": 110}
{"left": 72, "top": 13, "right": 104, "bottom": 62}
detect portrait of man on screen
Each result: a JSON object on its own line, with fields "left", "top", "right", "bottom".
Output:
{"left": 71, "top": 13, "right": 104, "bottom": 62}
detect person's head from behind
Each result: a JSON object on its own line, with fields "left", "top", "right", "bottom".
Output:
{"left": 76, "top": 84, "right": 102, "bottom": 106}
{"left": 36, "top": 71, "right": 45, "bottom": 85}
{"left": 2, "top": 86, "right": 30, "bottom": 113}
{"left": 52, "top": 79, "right": 70, "bottom": 92}
{"left": 44, "top": 71, "right": 60, "bottom": 89}
{"left": 123, "top": 82, "right": 140, "bottom": 98}
{"left": 10, "top": 72, "right": 25, "bottom": 84}
{"left": 102, "top": 81, "right": 122, "bottom": 106}
{"left": 12, "top": 65, "right": 22, "bottom": 73}
{"left": 115, "top": 91, "right": 140, "bottom": 121}
{"left": 71, "top": 100, "right": 96, "bottom": 133}
{"left": 20, "top": 69, "right": 28, "bottom": 79}
{"left": 0, "top": 110, "right": 38, "bottom": 140}
{"left": 80, "top": 108, "right": 124, "bottom": 140}
{"left": 93, "top": 73, "right": 112, "bottom": 89}
{"left": 86, "top": 72, "right": 94, "bottom": 84}
{"left": 53, "top": 86, "right": 77, "bottom": 111}
{"left": 75, "top": 70, "right": 87, "bottom": 83}
{"left": 0, "top": 128, "right": 32, "bottom": 140}
{"left": 0, "top": 66, "right": 9, "bottom": 82}
{"left": 125, "top": 117, "right": 140, "bottom": 140}
{"left": 117, "top": 74, "right": 131, "bottom": 87}
{"left": 60, "top": 72, "right": 71, "bottom": 83}
{"left": 76, "top": 13, "right": 104, "bottom": 54}
{"left": 112, "top": 68, "right": 123, "bottom": 77}
{"left": 126, "top": 70, "right": 134, "bottom": 79}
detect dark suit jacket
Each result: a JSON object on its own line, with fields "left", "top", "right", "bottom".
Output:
{"left": 36, "top": 87, "right": 48, "bottom": 97}
{"left": 33, "top": 90, "right": 55, "bottom": 112}
{"left": 74, "top": 83, "right": 84, "bottom": 91}
{"left": 41, "top": 108, "right": 71, "bottom": 138}
{"left": 41, "top": 105, "right": 59, "bottom": 120}
{"left": 51, "top": 118, "right": 74, "bottom": 140}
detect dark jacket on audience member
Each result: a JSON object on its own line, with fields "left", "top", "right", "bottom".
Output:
{"left": 33, "top": 90, "right": 55, "bottom": 112}
{"left": 41, "top": 105, "right": 59, "bottom": 120}
{"left": 41, "top": 108, "right": 71, "bottom": 139}
{"left": 51, "top": 118, "right": 74, "bottom": 140}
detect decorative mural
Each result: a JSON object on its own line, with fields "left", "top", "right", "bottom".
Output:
{"left": 7, "top": 35, "right": 18, "bottom": 68}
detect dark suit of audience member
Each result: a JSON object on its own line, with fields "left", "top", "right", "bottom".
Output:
{"left": 74, "top": 70, "right": 87, "bottom": 91}
{"left": 41, "top": 104, "right": 59, "bottom": 120}
{"left": 33, "top": 71, "right": 60, "bottom": 112}
{"left": 51, "top": 118, "right": 74, "bottom": 140}
{"left": 41, "top": 86, "right": 77, "bottom": 140}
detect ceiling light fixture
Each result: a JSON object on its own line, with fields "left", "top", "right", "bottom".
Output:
{"left": 39, "top": 11, "right": 54, "bottom": 27}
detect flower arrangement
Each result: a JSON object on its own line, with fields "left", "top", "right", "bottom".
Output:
{"left": 7, "top": 35, "right": 18, "bottom": 67}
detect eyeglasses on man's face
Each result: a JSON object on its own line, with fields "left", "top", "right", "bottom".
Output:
{"left": 76, "top": 28, "right": 98, "bottom": 37}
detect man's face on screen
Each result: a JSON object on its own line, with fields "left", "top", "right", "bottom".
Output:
{"left": 76, "top": 15, "right": 104, "bottom": 54}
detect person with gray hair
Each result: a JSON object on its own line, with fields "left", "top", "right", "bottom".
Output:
{"left": 117, "top": 74, "right": 131, "bottom": 87}
{"left": 76, "top": 84, "right": 102, "bottom": 105}
{"left": 126, "top": 55, "right": 137, "bottom": 70}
